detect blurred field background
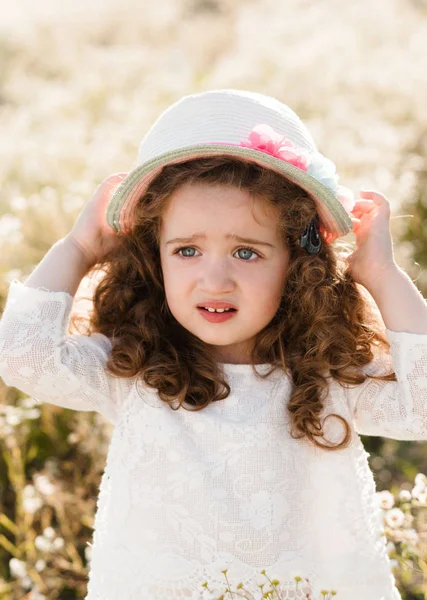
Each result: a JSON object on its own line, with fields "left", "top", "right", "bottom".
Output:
{"left": 0, "top": 0, "right": 427, "bottom": 598}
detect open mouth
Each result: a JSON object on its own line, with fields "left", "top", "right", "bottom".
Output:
{"left": 198, "top": 308, "right": 237, "bottom": 312}
{"left": 197, "top": 307, "right": 238, "bottom": 321}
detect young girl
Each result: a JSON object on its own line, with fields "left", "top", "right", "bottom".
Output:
{"left": 0, "top": 89, "right": 426, "bottom": 600}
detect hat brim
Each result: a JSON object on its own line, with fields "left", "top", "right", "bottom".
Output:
{"left": 106, "top": 144, "right": 353, "bottom": 238}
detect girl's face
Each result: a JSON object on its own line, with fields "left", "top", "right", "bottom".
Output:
{"left": 159, "top": 181, "right": 290, "bottom": 364}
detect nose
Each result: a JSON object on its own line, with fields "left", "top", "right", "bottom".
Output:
{"left": 198, "top": 261, "right": 235, "bottom": 293}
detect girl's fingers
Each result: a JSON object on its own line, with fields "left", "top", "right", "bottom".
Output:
{"left": 360, "top": 189, "right": 391, "bottom": 212}
{"left": 103, "top": 173, "right": 128, "bottom": 191}
{"left": 353, "top": 199, "right": 375, "bottom": 208}
{"left": 351, "top": 200, "right": 375, "bottom": 215}
{"left": 96, "top": 173, "right": 128, "bottom": 205}
{"left": 351, "top": 217, "right": 362, "bottom": 233}
{"left": 360, "top": 189, "right": 384, "bottom": 201}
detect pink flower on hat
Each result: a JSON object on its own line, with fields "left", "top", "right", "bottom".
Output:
{"left": 238, "top": 123, "right": 356, "bottom": 244}
{"left": 240, "top": 124, "right": 309, "bottom": 172}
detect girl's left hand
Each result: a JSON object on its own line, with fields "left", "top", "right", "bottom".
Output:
{"left": 345, "top": 189, "right": 397, "bottom": 288}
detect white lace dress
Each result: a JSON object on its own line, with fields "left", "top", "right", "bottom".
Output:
{"left": 1, "top": 281, "right": 427, "bottom": 600}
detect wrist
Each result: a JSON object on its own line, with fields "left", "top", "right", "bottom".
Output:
{"left": 63, "top": 235, "right": 97, "bottom": 271}
{"left": 361, "top": 263, "right": 402, "bottom": 297}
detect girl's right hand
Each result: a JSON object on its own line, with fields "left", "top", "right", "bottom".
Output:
{"left": 67, "top": 173, "right": 128, "bottom": 267}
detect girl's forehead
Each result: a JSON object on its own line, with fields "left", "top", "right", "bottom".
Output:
{"left": 160, "top": 214, "right": 282, "bottom": 252}
{"left": 161, "top": 182, "right": 279, "bottom": 227}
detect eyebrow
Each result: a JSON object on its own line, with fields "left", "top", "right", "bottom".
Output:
{"left": 165, "top": 233, "right": 275, "bottom": 248}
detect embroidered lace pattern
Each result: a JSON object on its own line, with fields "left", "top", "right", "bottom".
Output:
{"left": 1, "top": 280, "right": 426, "bottom": 599}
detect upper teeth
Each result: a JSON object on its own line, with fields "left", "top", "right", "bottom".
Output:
{"left": 203, "top": 307, "right": 233, "bottom": 312}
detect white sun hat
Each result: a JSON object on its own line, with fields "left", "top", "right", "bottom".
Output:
{"left": 106, "top": 89, "right": 355, "bottom": 242}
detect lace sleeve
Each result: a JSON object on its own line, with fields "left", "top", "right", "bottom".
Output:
{"left": 0, "top": 280, "right": 132, "bottom": 425}
{"left": 346, "top": 328, "right": 427, "bottom": 440}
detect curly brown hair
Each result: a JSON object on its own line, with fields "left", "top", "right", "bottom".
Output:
{"left": 74, "top": 156, "right": 396, "bottom": 451}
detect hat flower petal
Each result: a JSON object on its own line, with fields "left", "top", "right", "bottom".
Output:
{"left": 307, "top": 153, "right": 355, "bottom": 216}
{"left": 307, "top": 152, "right": 339, "bottom": 193}
{"left": 240, "top": 124, "right": 309, "bottom": 172}
{"left": 240, "top": 124, "right": 355, "bottom": 230}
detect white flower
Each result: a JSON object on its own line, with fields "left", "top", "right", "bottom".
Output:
{"left": 35, "top": 535, "right": 52, "bottom": 552}
{"left": 25, "top": 408, "right": 41, "bottom": 420}
{"left": 5, "top": 410, "right": 23, "bottom": 426}
{"left": 390, "top": 529, "right": 405, "bottom": 543}
{"left": 43, "top": 527, "right": 55, "bottom": 540}
{"left": 21, "top": 575, "right": 33, "bottom": 590}
{"left": 398, "top": 490, "right": 412, "bottom": 502}
{"left": 414, "top": 473, "right": 427, "bottom": 489}
{"left": 52, "top": 537, "right": 64, "bottom": 550}
{"left": 416, "top": 490, "right": 427, "bottom": 504}
{"left": 23, "top": 484, "right": 36, "bottom": 498}
{"left": 19, "top": 397, "right": 39, "bottom": 409}
{"left": 402, "top": 529, "right": 419, "bottom": 546}
{"left": 34, "top": 474, "right": 55, "bottom": 496}
{"left": 22, "top": 485, "right": 43, "bottom": 514}
{"left": 411, "top": 484, "right": 426, "bottom": 500}
{"left": 377, "top": 490, "right": 395, "bottom": 510}
{"left": 67, "top": 432, "right": 79, "bottom": 444}
{"left": 9, "top": 558, "right": 27, "bottom": 579}
{"left": 35, "top": 559, "right": 46, "bottom": 572}
{"left": 23, "top": 497, "right": 43, "bottom": 514}
{"left": 384, "top": 508, "right": 405, "bottom": 528}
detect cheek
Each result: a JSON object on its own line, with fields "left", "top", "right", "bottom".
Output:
{"left": 245, "top": 273, "right": 285, "bottom": 314}
{"left": 162, "top": 271, "right": 180, "bottom": 297}
{"left": 257, "top": 260, "right": 288, "bottom": 286}
{"left": 161, "top": 265, "right": 190, "bottom": 307}
{"left": 261, "top": 263, "right": 288, "bottom": 306}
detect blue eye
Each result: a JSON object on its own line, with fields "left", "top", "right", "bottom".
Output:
{"left": 173, "top": 246, "right": 262, "bottom": 262}
{"left": 236, "top": 248, "right": 258, "bottom": 261}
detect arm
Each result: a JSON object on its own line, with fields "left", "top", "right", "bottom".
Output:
{"left": 24, "top": 234, "right": 95, "bottom": 296}
{"left": 0, "top": 175, "right": 133, "bottom": 424}
{"left": 0, "top": 279, "right": 130, "bottom": 425}
{"left": 346, "top": 191, "right": 427, "bottom": 439}
{"left": 347, "top": 188, "right": 427, "bottom": 333}
{"left": 347, "top": 326, "right": 427, "bottom": 440}
{"left": 348, "top": 267, "right": 427, "bottom": 440}
{"left": 23, "top": 172, "right": 128, "bottom": 296}
{"left": 362, "top": 265, "right": 427, "bottom": 334}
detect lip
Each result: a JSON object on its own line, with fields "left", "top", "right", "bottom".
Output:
{"left": 196, "top": 301, "right": 238, "bottom": 309}
{"left": 197, "top": 307, "right": 237, "bottom": 323}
